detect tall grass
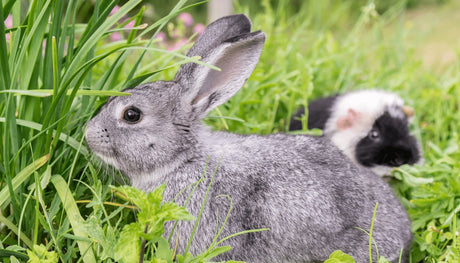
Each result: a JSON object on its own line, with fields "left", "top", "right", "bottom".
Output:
{"left": 1, "top": 0, "right": 459, "bottom": 262}
{"left": 0, "top": 0, "right": 212, "bottom": 261}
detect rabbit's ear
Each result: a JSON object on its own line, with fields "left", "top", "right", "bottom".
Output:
{"left": 177, "top": 31, "right": 265, "bottom": 119}
{"left": 174, "top": 14, "right": 253, "bottom": 109}
{"left": 185, "top": 14, "right": 252, "bottom": 58}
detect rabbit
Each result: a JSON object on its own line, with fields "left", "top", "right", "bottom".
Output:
{"left": 289, "top": 90, "right": 422, "bottom": 176}
{"left": 85, "top": 14, "right": 412, "bottom": 262}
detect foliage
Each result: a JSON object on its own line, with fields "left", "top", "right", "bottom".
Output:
{"left": 111, "top": 184, "right": 194, "bottom": 263}
{"left": 0, "top": 0, "right": 218, "bottom": 262}
{"left": 325, "top": 250, "right": 357, "bottom": 263}
{"left": 27, "top": 244, "right": 58, "bottom": 263}
{"left": 1, "top": 0, "right": 459, "bottom": 262}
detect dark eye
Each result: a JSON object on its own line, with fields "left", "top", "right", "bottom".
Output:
{"left": 368, "top": 129, "right": 380, "bottom": 140}
{"left": 122, "top": 107, "right": 142, "bottom": 123}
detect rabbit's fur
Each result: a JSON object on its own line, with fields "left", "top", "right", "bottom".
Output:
{"left": 289, "top": 90, "right": 422, "bottom": 176}
{"left": 86, "top": 15, "right": 412, "bottom": 262}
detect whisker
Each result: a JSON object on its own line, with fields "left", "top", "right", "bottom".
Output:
{"left": 173, "top": 122, "right": 191, "bottom": 132}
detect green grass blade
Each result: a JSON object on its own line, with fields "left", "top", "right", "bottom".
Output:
{"left": 51, "top": 175, "right": 96, "bottom": 263}
{"left": 60, "top": 0, "right": 142, "bottom": 86}
{"left": 61, "top": 44, "right": 147, "bottom": 91}
{"left": 0, "top": 214, "right": 33, "bottom": 248}
{"left": 0, "top": 89, "right": 131, "bottom": 97}
{"left": 9, "top": 0, "right": 52, "bottom": 91}
{"left": 0, "top": 249, "right": 29, "bottom": 260}
{"left": 0, "top": 154, "right": 49, "bottom": 208}
{"left": 123, "top": 0, "right": 190, "bottom": 89}
{"left": 0, "top": 3, "right": 11, "bottom": 89}
{"left": 0, "top": 117, "right": 89, "bottom": 156}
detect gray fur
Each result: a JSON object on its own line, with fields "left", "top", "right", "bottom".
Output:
{"left": 86, "top": 15, "right": 412, "bottom": 262}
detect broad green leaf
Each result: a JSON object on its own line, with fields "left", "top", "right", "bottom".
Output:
{"left": 154, "top": 237, "right": 174, "bottom": 263}
{"left": 114, "top": 184, "right": 194, "bottom": 242}
{"left": 26, "top": 244, "right": 58, "bottom": 263}
{"left": 115, "top": 223, "right": 143, "bottom": 263}
{"left": 175, "top": 252, "right": 194, "bottom": 263}
{"left": 378, "top": 256, "right": 391, "bottom": 263}
{"left": 148, "top": 183, "right": 167, "bottom": 210}
{"left": 156, "top": 202, "right": 195, "bottom": 222}
{"left": 83, "top": 216, "right": 118, "bottom": 260}
{"left": 324, "top": 250, "right": 356, "bottom": 263}
{"left": 114, "top": 185, "right": 146, "bottom": 209}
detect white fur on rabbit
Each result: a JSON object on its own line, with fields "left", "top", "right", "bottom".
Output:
{"left": 86, "top": 14, "right": 412, "bottom": 262}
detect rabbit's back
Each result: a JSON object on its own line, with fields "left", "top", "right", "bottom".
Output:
{"left": 156, "top": 131, "right": 411, "bottom": 262}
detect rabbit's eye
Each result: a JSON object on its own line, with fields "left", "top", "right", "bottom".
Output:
{"left": 122, "top": 107, "right": 142, "bottom": 124}
{"left": 368, "top": 129, "right": 380, "bottom": 141}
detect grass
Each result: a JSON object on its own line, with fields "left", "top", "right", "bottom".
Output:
{"left": 1, "top": 0, "right": 460, "bottom": 262}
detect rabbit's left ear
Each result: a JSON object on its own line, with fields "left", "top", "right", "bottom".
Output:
{"left": 177, "top": 31, "right": 265, "bottom": 119}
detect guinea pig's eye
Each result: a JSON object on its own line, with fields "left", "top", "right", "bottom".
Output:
{"left": 122, "top": 107, "right": 142, "bottom": 124}
{"left": 368, "top": 129, "right": 380, "bottom": 141}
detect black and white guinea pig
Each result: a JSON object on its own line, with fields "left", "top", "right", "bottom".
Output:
{"left": 289, "top": 90, "right": 422, "bottom": 176}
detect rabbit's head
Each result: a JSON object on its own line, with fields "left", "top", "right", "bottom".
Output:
{"left": 85, "top": 15, "right": 265, "bottom": 180}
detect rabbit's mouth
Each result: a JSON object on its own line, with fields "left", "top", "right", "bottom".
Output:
{"left": 96, "top": 151, "right": 120, "bottom": 170}
{"left": 87, "top": 143, "right": 121, "bottom": 170}
{"left": 87, "top": 144, "right": 121, "bottom": 170}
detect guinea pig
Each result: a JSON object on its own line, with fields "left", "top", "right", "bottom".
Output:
{"left": 289, "top": 90, "right": 422, "bottom": 176}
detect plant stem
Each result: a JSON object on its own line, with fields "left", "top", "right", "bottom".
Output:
{"left": 139, "top": 224, "right": 149, "bottom": 263}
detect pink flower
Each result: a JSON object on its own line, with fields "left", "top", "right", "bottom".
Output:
{"left": 177, "top": 12, "right": 194, "bottom": 27}
{"left": 5, "top": 14, "right": 13, "bottom": 28}
{"left": 42, "top": 39, "right": 47, "bottom": 56}
{"left": 124, "top": 20, "right": 135, "bottom": 29}
{"left": 167, "top": 38, "right": 188, "bottom": 51}
{"left": 110, "top": 32, "right": 123, "bottom": 42}
{"left": 193, "top": 23, "right": 205, "bottom": 35}
{"left": 155, "top": 31, "right": 166, "bottom": 42}
{"left": 110, "top": 5, "right": 120, "bottom": 16}
{"left": 5, "top": 14, "right": 12, "bottom": 41}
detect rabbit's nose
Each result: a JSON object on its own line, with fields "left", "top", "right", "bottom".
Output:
{"left": 98, "top": 128, "right": 110, "bottom": 144}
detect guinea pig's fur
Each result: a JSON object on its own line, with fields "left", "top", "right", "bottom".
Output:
{"left": 289, "top": 90, "right": 422, "bottom": 176}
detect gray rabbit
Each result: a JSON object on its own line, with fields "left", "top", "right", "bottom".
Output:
{"left": 289, "top": 90, "right": 422, "bottom": 176}
{"left": 86, "top": 15, "right": 412, "bottom": 262}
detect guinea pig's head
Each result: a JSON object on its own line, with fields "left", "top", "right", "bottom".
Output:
{"left": 326, "top": 90, "right": 422, "bottom": 176}
{"left": 354, "top": 107, "right": 421, "bottom": 174}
